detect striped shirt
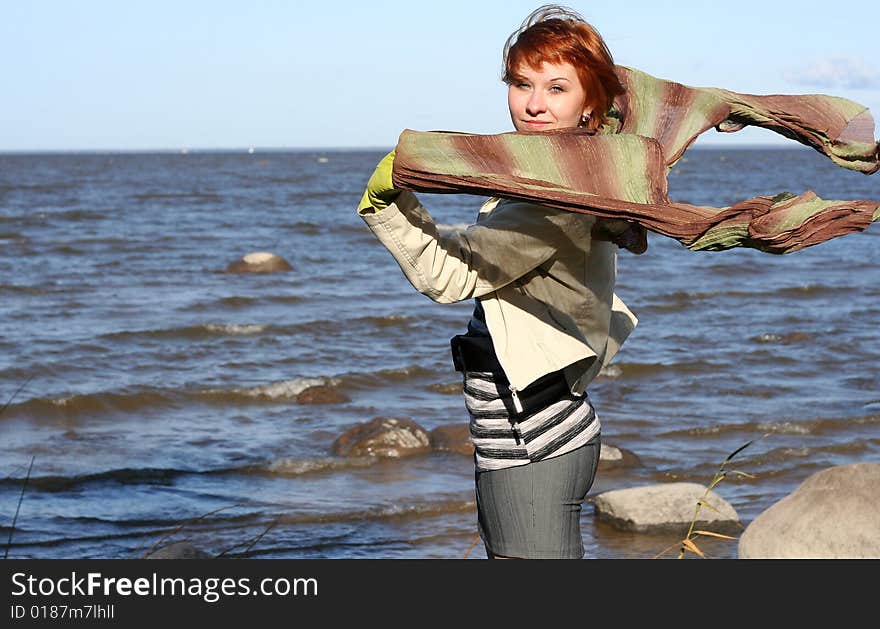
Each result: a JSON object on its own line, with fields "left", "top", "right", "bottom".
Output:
{"left": 464, "top": 370, "right": 600, "bottom": 472}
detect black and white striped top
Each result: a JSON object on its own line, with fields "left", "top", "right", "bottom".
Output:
{"left": 464, "top": 370, "right": 600, "bottom": 472}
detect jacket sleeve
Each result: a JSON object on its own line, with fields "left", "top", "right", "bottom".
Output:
{"left": 358, "top": 190, "right": 593, "bottom": 304}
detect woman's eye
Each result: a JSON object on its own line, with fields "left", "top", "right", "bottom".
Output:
{"left": 549, "top": 85, "right": 564, "bottom": 93}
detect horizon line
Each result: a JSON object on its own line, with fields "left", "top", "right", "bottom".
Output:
{"left": 0, "top": 143, "right": 811, "bottom": 155}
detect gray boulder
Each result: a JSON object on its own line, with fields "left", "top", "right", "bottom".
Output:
{"left": 598, "top": 443, "right": 641, "bottom": 471}
{"left": 738, "top": 462, "right": 880, "bottom": 559}
{"left": 593, "top": 482, "right": 740, "bottom": 535}
{"left": 225, "top": 251, "right": 292, "bottom": 273}
{"left": 331, "top": 417, "right": 431, "bottom": 459}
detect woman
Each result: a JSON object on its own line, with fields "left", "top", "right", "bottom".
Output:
{"left": 356, "top": 4, "right": 642, "bottom": 559}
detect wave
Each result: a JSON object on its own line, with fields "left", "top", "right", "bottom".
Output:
{"left": 260, "top": 456, "right": 382, "bottom": 475}
{"left": 116, "top": 314, "right": 419, "bottom": 341}
{"left": 0, "top": 182, "right": 77, "bottom": 193}
{"left": 659, "top": 413, "right": 880, "bottom": 439}
{"left": 100, "top": 322, "right": 269, "bottom": 342}
{"left": 332, "top": 222, "right": 376, "bottom": 235}
{"left": 753, "top": 414, "right": 880, "bottom": 436}
{"left": 745, "top": 440, "right": 874, "bottom": 471}
{"left": 605, "top": 359, "right": 724, "bottom": 378}
{"left": 3, "top": 375, "right": 348, "bottom": 421}
{"left": 202, "top": 377, "right": 340, "bottom": 402}
{"left": 270, "top": 498, "right": 476, "bottom": 525}
{"left": 636, "top": 290, "right": 748, "bottom": 314}
{"left": 339, "top": 365, "right": 435, "bottom": 390}
{"left": 0, "top": 284, "right": 47, "bottom": 295}
{"left": 287, "top": 221, "right": 322, "bottom": 235}
{"left": 132, "top": 192, "right": 222, "bottom": 203}
{"left": 640, "top": 284, "right": 851, "bottom": 312}
{"left": 0, "top": 467, "right": 190, "bottom": 492}
{"left": 0, "top": 455, "right": 382, "bottom": 491}
{"left": 51, "top": 209, "right": 107, "bottom": 222}
{"left": 427, "top": 381, "right": 462, "bottom": 394}
{"left": 59, "top": 236, "right": 131, "bottom": 247}
{"left": 247, "top": 175, "right": 312, "bottom": 186}
{"left": 775, "top": 284, "right": 854, "bottom": 298}
{"left": 750, "top": 331, "right": 812, "bottom": 344}
{"left": 204, "top": 323, "right": 266, "bottom": 335}
{"left": 5, "top": 388, "right": 178, "bottom": 421}
{"left": 180, "top": 294, "right": 304, "bottom": 312}
{"left": 100, "top": 497, "right": 478, "bottom": 532}
{"left": 358, "top": 315, "right": 413, "bottom": 328}
{"left": 0, "top": 231, "right": 26, "bottom": 242}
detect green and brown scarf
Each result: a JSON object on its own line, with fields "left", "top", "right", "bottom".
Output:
{"left": 391, "top": 66, "right": 879, "bottom": 253}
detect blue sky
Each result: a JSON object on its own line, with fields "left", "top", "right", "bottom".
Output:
{"left": 4, "top": 0, "right": 879, "bottom": 151}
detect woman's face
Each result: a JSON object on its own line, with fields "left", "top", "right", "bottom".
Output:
{"left": 507, "top": 60, "right": 589, "bottom": 132}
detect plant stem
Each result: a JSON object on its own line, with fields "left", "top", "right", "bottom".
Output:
{"left": 5, "top": 456, "right": 35, "bottom": 560}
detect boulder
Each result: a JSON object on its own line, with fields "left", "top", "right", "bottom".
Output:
{"left": 331, "top": 417, "right": 431, "bottom": 459}
{"left": 738, "top": 463, "right": 880, "bottom": 559}
{"left": 429, "top": 424, "right": 474, "bottom": 456}
{"left": 225, "top": 251, "right": 292, "bottom": 273}
{"left": 296, "top": 385, "right": 350, "bottom": 404}
{"left": 593, "top": 482, "right": 740, "bottom": 535}
{"left": 597, "top": 443, "right": 641, "bottom": 471}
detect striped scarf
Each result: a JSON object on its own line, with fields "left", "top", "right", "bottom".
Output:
{"left": 392, "top": 66, "right": 880, "bottom": 254}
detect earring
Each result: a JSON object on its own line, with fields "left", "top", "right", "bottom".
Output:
{"left": 578, "top": 113, "right": 591, "bottom": 127}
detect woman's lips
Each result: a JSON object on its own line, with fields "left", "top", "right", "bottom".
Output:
{"left": 523, "top": 120, "right": 552, "bottom": 128}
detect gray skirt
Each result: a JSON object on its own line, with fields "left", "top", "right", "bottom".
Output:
{"left": 475, "top": 434, "right": 601, "bottom": 559}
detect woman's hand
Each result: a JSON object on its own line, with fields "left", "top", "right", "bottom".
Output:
{"left": 592, "top": 219, "right": 648, "bottom": 254}
{"left": 357, "top": 151, "right": 401, "bottom": 214}
{"left": 612, "top": 222, "right": 648, "bottom": 254}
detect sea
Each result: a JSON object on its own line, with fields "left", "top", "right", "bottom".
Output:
{"left": 1, "top": 145, "right": 878, "bottom": 560}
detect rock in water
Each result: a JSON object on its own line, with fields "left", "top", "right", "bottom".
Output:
{"left": 429, "top": 423, "right": 474, "bottom": 456}
{"left": 597, "top": 443, "right": 642, "bottom": 471}
{"left": 296, "top": 385, "right": 350, "bottom": 404}
{"left": 738, "top": 463, "right": 880, "bottom": 558}
{"left": 331, "top": 417, "right": 431, "bottom": 458}
{"left": 226, "top": 251, "right": 292, "bottom": 273}
{"left": 593, "top": 482, "right": 740, "bottom": 535}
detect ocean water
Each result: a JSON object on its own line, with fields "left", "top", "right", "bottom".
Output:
{"left": 1, "top": 146, "right": 878, "bottom": 559}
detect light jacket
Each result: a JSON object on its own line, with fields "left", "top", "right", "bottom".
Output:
{"left": 357, "top": 190, "right": 637, "bottom": 394}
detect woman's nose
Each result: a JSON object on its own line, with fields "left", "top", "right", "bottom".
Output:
{"left": 526, "top": 92, "right": 546, "bottom": 116}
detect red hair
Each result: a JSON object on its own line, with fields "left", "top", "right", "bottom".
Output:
{"left": 502, "top": 5, "right": 624, "bottom": 133}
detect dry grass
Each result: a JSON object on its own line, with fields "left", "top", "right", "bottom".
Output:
{"left": 133, "top": 504, "right": 282, "bottom": 559}
{"left": 654, "top": 438, "right": 764, "bottom": 559}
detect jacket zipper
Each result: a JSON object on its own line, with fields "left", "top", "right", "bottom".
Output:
{"left": 509, "top": 385, "right": 524, "bottom": 414}
{"left": 508, "top": 385, "right": 523, "bottom": 445}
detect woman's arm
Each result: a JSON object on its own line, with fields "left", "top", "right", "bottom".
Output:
{"left": 358, "top": 190, "right": 589, "bottom": 303}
